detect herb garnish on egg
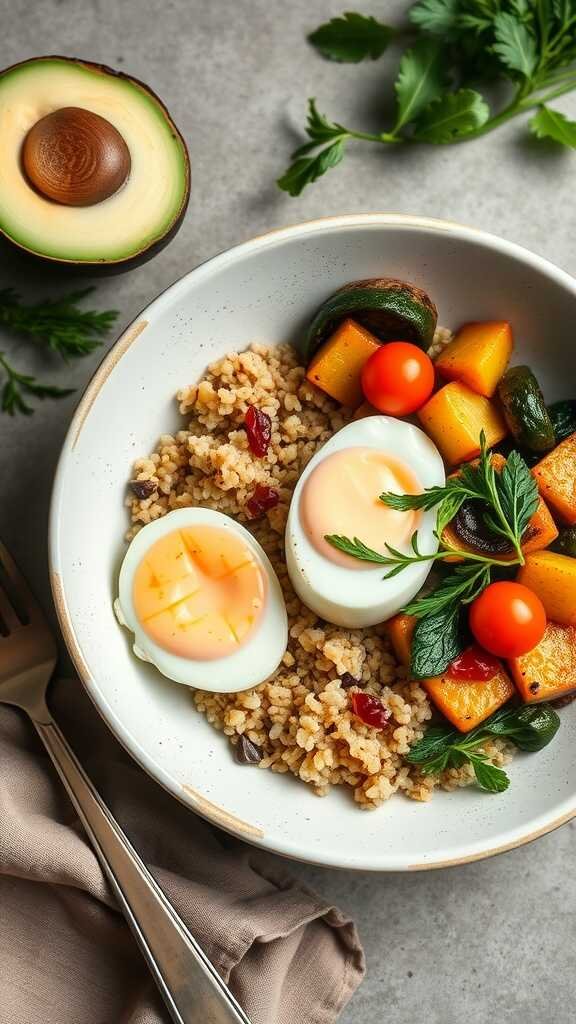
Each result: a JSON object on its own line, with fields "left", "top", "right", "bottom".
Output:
{"left": 326, "top": 433, "right": 540, "bottom": 678}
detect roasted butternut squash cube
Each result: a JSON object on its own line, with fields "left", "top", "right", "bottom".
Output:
{"left": 532, "top": 432, "right": 576, "bottom": 525}
{"left": 385, "top": 613, "right": 416, "bottom": 667}
{"left": 417, "top": 381, "right": 507, "bottom": 465}
{"left": 436, "top": 321, "right": 513, "bottom": 397}
{"left": 441, "top": 453, "right": 558, "bottom": 561}
{"left": 517, "top": 550, "right": 576, "bottom": 626}
{"left": 509, "top": 621, "right": 576, "bottom": 703}
{"left": 424, "top": 667, "right": 515, "bottom": 733}
{"left": 385, "top": 612, "right": 514, "bottom": 731}
{"left": 305, "top": 318, "right": 380, "bottom": 407}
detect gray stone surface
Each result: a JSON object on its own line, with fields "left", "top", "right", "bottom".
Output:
{"left": 1, "top": 1, "right": 575, "bottom": 1021}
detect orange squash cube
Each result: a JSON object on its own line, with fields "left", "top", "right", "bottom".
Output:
{"left": 517, "top": 550, "right": 576, "bottom": 627}
{"left": 306, "top": 318, "right": 380, "bottom": 407}
{"left": 424, "top": 667, "right": 515, "bottom": 733}
{"left": 509, "top": 621, "right": 576, "bottom": 703}
{"left": 436, "top": 321, "right": 513, "bottom": 397}
{"left": 417, "top": 381, "right": 507, "bottom": 465}
{"left": 532, "top": 432, "right": 576, "bottom": 525}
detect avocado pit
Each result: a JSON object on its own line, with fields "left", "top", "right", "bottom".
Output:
{"left": 22, "top": 106, "right": 131, "bottom": 206}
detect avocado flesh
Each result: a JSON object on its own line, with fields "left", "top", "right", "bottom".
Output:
{"left": 0, "top": 58, "right": 189, "bottom": 263}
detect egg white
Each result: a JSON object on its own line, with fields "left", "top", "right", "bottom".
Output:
{"left": 285, "top": 416, "right": 445, "bottom": 628}
{"left": 116, "top": 507, "right": 288, "bottom": 692}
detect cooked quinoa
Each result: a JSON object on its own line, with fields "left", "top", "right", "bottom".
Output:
{"left": 126, "top": 333, "right": 513, "bottom": 808}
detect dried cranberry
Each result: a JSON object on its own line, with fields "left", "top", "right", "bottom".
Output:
{"left": 351, "top": 692, "right": 390, "bottom": 730}
{"left": 246, "top": 484, "right": 279, "bottom": 519}
{"left": 130, "top": 479, "right": 156, "bottom": 499}
{"left": 235, "top": 735, "right": 263, "bottom": 765}
{"left": 447, "top": 645, "right": 501, "bottom": 682}
{"left": 245, "top": 405, "right": 272, "bottom": 458}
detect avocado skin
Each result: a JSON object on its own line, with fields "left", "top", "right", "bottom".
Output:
{"left": 498, "top": 366, "right": 556, "bottom": 453}
{"left": 301, "top": 277, "right": 438, "bottom": 363}
{"left": 0, "top": 56, "right": 190, "bottom": 272}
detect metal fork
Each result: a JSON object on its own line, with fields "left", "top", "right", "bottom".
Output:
{"left": 0, "top": 540, "right": 252, "bottom": 1024}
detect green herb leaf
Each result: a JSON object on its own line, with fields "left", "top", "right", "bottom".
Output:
{"left": 394, "top": 38, "right": 447, "bottom": 133}
{"left": 410, "top": 0, "right": 460, "bottom": 35}
{"left": 0, "top": 352, "right": 74, "bottom": 416}
{"left": 530, "top": 105, "right": 576, "bottom": 148}
{"left": 413, "top": 88, "right": 490, "bottom": 142}
{"left": 324, "top": 534, "right": 390, "bottom": 564}
{"left": 402, "top": 562, "right": 492, "bottom": 618}
{"left": 481, "top": 703, "right": 561, "bottom": 751}
{"left": 410, "top": 603, "right": 464, "bottom": 678}
{"left": 277, "top": 137, "right": 346, "bottom": 196}
{"left": 402, "top": 722, "right": 460, "bottom": 763}
{"left": 308, "top": 12, "right": 393, "bottom": 62}
{"left": 0, "top": 287, "right": 118, "bottom": 361}
{"left": 468, "top": 754, "right": 510, "bottom": 793}
{"left": 303, "top": 98, "right": 347, "bottom": 144}
{"left": 485, "top": 449, "right": 539, "bottom": 546}
{"left": 492, "top": 11, "right": 538, "bottom": 78}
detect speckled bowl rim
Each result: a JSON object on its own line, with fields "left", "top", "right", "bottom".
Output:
{"left": 49, "top": 213, "right": 576, "bottom": 871}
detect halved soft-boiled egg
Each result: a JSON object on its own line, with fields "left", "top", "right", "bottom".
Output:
{"left": 115, "top": 507, "right": 288, "bottom": 691}
{"left": 285, "top": 416, "right": 445, "bottom": 628}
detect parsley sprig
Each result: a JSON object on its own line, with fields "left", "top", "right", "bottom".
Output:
{"left": 279, "top": 1, "right": 576, "bottom": 195}
{"left": 405, "top": 703, "right": 561, "bottom": 792}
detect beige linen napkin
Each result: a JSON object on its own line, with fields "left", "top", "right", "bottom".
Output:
{"left": 0, "top": 678, "right": 365, "bottom": 1024}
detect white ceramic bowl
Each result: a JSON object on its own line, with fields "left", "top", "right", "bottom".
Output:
{"left": 50, "top": 214, "right": 576, "bottom": 871}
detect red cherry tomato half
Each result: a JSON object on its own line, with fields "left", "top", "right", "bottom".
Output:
{"left": 447, "top": 645, "right": 501, "bottom": 681}
{"left": 469, "top": 582, "right": 547, "bottom": 659}
{"left": 360, "top": 341, "right": 435, "bottom": 416}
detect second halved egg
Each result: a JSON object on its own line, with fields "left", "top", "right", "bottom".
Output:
{"left": 285, "top": 416, "right": 445, "bottom": 628}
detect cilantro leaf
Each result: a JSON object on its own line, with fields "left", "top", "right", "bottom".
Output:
{"left": 492, "top": 11, "right": 538, "bottom": 78}
{"left": 413, "top": 88, "right": 490, "bottom": 142}
{"left": 530, "top": 105, "right": 576, "bottom": 148}
{"left": 308, "top": 12, "right": 393, "bottom": 63}
{"left": 393, "top": 38, "right": 447, "bottom": 133}
{"left": 302, "top": 98, "right": 347, "bottom": 145}
{"left": 277, "top": 138, "right": 346, "bottom": 196}
{"left": 410, "top": 0, "right": 460, "bottom": 35}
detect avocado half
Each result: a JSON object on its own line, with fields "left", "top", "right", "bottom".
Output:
{"left": 0, "top": 56, "right": 190, "bottom": 268}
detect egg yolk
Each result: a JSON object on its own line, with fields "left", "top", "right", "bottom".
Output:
{"left": 300, "top": 446, "right": 420, "bottom": 569}
{"left": 132, "top": 526, "right": 266, "bottom": 660}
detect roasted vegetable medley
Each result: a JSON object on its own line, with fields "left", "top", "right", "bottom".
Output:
{"left": 300, "top": 276, "right": 576, "bottom": 792}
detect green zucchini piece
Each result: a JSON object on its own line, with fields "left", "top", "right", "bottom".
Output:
{"left": 497, "top": 366, "right": 556, "bottom": 453}
{"left": 549, "top": 400, "right": 576, "bottom": 444}
{"left": 551, "top": 526, "right": 576, "bottom": 558}
{"left": 301, "top": 278, "right": 438, "bottom": 363}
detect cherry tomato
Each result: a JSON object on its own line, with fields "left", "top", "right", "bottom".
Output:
{"left": 361, "top": 341, "right": 435, "bottom": 416}
{"left": 469, "top": 582, "right": 547, "bottom": 658}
